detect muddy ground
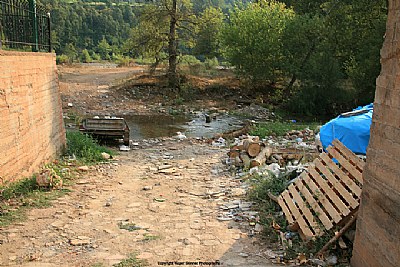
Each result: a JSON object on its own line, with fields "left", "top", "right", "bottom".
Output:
{"left": 0, "top": 65, "right": 280, "bottom": 266}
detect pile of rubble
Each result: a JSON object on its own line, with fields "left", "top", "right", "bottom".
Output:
{"left": 223, "top": 128, "right": 319, "bottom": 179}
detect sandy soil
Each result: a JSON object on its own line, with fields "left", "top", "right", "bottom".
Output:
{"left": 0, "top": 65, "right": 279, "bottom": 267}
{"left": 0, "top": 140, "right": 278, "bottom": 267}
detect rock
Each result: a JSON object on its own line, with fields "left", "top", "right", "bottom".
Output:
{"left": 309, "top": 258, "right": 326, "bottom": 266}
{"left": 101, "top": 152, "right": 111, "bottom": 160}
{"left": 143, "top": 186, "right": 153, "bottom": 191}
{"left": 70, "top": 238, "right": 90, "bottom": 246}
{"left": 78, "top": 166, "right": 89, "bottom": 171}
{"left": 255, "top": 223, "right": 264, "bottom": 232}
{"left": 230, "top": 188, "right": 246, "bottom": 197}
{"left": 325, "top": 255, "right": 338, "bottom": 266}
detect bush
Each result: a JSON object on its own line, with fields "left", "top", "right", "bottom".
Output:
{"left": 180, "top": 55, "right": 201, "bottom": 65}
{"left": 115, "top": 56, "right": 134, "bottom": 67}
{"left": 66, "top": 131, "right": 113, "bottom": 163}
{"left": 56, "top": 54, "right": 70, "bottom": 65}
{"left": 204, "top": 57, "right": 219, "bottom": 69}
{"left": 81, "top": 49, "right": 92, "bottom": 63}
{"left": 91, "top": 52, "right": 101, "bottom": 61}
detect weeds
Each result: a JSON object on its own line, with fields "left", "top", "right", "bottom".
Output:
{"left": 0, "top": 131, "right": 112, "bottom": 227}
{"left": 66, "top": 131, "right": 113, "bottom": 163}
{"left": 250, "top": 121, "right": 320, "bottom": 137}
{"left": 141, "top": 234, "right": 160, "bottom": 242}
{"left": 112, "top": 253, "right": 148, "bottom": 267}
{"left": 0, "top": 176, "right": 70, "bottom": 227}
{"left": 248, "top": 171, "right": 348, "bottom": 261}
{"left": 248, "top": 172, "right": 289, "bottom": 242}
{"left": 118, "top": 222, "right": 143, "bottom": 232}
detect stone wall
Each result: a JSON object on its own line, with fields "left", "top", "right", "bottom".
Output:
{"left": 0, "top": 50, "right": 66, "bottom": 183}
{"left": 351, "top": 1, "right": 400, "bottom": 266}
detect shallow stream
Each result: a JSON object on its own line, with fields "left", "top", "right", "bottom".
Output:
{"left": 124, "top": 113, "right": 244, "bottom": 140}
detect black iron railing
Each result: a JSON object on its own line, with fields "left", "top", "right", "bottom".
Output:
{"left": 0, "top": 0, "right": 51, "bottom": 52}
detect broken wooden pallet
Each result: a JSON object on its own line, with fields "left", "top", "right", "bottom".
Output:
{"left": 277, "top": 139, "right": 364, "bottom": 239}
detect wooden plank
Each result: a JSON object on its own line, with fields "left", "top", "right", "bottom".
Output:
{"left": 301, "top": 172, "right": 342, "bottom": 223}
{"left": 320, "top": 153, "right": 362, "bottom": 197}
{"left": 314, "top": 159, "right": 359, "bottom": 209}
{"left": 281, "top": 190, "right": 314, "bottom": 237}
{"left": 288, "top": 184, "right": 321, "bottom": 235}
{"left": 294, "top": 178, "right": 333, "bottom": 230}
{"left": 277, "top": 195, "right": 295, "bottom": 224}
{"left": 309, "top": 167, "right": 350, "bottom": 217}
{"left": 332, "top": 139, "right": 365, "bottom": 170}
{"left": 327, "top": 146, "right": 363, "bottom": 185}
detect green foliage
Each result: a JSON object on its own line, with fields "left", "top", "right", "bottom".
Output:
{"left": 91, "top": 52, "right": 101, "bottom": 61}
{"left": 81, "top": 49, "right": 92, "bottom": 63}
{"left": 0, "top": 170, "right": 71, "bottom": 227}
{"left": 97, "top": 37, "right": 112, "bottom": 60}
{"left": 66, "top": 131, "right": 113, "bottom": 163}
{"left": 204, "top": 57, "right": 219, "bottom": 69}
{"left": 112, "top": 253, "right": 148, "bottom": 267}
{"left": 221, "top": 1, "right": 295, "bottom": 82}
{"left": 250, "top": 121, "right": 320, "bottom": 137}
{"left": 42, "top": 0, "right": 137, "bottom": 57}
{"left": 180, "top": 55, "right": 201, "bottom": 65}
{"left": 193, "top": 6, "right": 224, "bottom": 58}
{"left": 220, "top": 0, "right": 386, "bottom": 115}
{"left": 63, "top": 43, "right": 78, "bottom": 62}
{"left": 56, "top": 54, "right": 70, "bottom": 64}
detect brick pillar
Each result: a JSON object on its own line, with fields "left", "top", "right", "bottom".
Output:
{"left": 351, "top": 1, "right": 400, "bottom": 266}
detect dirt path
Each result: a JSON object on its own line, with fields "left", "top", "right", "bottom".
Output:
{"left": 58, "top": 65, "right": 153, "bottom": 115}
{"left": 0, "top": 139, "right": 278, "bottom": 267}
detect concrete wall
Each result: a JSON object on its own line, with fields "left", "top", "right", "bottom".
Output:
{"left": 351, "top": 1, "right": 400, "bottom": 266}
{"left": 0, "top": 50, "right": 66, "bottom": 183}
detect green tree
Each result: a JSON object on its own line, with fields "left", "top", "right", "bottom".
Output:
{"left": 81, "top": 49, "right": 92, "bottom": 63}
{"left": 193, "top": 6, "right": 224, "bottom": 59}
{"left": 97, "top": 37, "right": 112, "bottom": 60}
{"left": 221, "top": 1, "right": 294, "bottom": 82}
{"left": 63, "top": 43, "right": 78, "bottom": 62}
{"left": 125, "top": 0, "right": 197, "bottom": 89}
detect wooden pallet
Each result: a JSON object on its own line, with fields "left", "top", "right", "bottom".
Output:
{"left": 277, "top": 139, "right": 364, "bottom": 239}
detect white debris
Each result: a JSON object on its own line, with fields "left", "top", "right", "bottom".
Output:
{"left": 175, "top": 131, "right": 187, "bottom": 140}
{"left": 119, "top": 145, "right": 130, "bottom": 151}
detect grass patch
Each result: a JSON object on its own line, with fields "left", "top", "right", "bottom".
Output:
{"left": 113, "top": 253, "right": 148, "bottom": 267}
{"left": 118, "top": 222, "right": 143, "bottom": 232}
{"left": 141, "top": 234, "right": 160, "bottom": 242}
{"left": 250, "top": 121, "right": 320, "bottom": 137}
{"left": 0, "top": 131, "right": 113, "bottom": 227}
{"left": 66, "top": 131, "right": 114, "bottom": 163}
{"left": 0, "top": 176, "right": 71, "bottom": 227}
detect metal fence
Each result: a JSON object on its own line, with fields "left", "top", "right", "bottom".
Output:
{"left": 0, "top": 0, "right": 51, "bottom": 52}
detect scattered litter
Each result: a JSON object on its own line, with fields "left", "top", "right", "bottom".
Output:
{"left": 119, "top": 145, "right": 130, "bottom": 151}
{"left": 212, "top": 137, "right": 226, "bottom": 147}
{"left": 175, "top": 131, "right": 187, "bottom": 140}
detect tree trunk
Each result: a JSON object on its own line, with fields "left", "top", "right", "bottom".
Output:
{"left": 168, "top": 0, "right": 178, "bottom": 89}
{"left": 284, "top": 42, "right": 316, "bottom": 98}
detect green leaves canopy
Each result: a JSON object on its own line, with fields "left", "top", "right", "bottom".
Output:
{"left": 221, "top": 1, "right": 295, "bottom": 82}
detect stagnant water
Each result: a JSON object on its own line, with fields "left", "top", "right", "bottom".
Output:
{"left": 123, "top": 113, "right": 244, "bottom": 140}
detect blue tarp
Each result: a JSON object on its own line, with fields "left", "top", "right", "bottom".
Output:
{"left": 320, "top": 104, "right": 373, "bottom": 155}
